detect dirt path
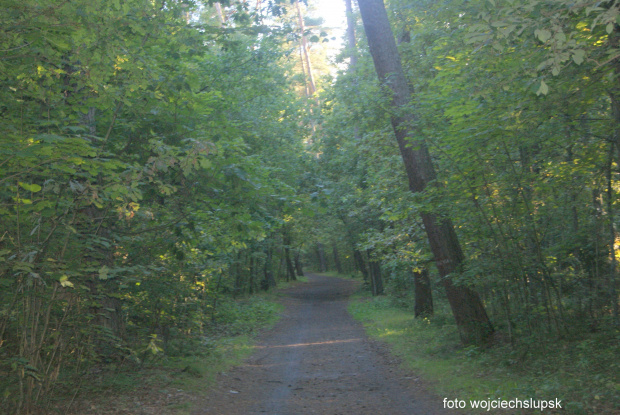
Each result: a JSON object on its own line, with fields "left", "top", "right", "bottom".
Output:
{"left": 194, "top": 273, "right": 449, "bottom": 415}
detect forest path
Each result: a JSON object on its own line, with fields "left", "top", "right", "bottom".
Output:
{"left": 194, "top": 273, "right": 449, "bottom": 415}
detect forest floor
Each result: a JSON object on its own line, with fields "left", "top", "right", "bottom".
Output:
{"left": 187, "top": 273, "right": 451, "bottom": 415}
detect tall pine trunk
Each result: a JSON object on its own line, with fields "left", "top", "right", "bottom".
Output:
{"left": 356, "top": 0, "right": 493, "bottom": 344}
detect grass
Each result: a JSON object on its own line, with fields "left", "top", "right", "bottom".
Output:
{"left": 272, "top": 274, "right": 309, "bottom": 292}
{"left": 348, "top": 290, "right": 620, "bottom": 415}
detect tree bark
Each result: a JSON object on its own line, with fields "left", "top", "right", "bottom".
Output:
{"left": 356, "top": 0, "right": 493, "bottom": 344}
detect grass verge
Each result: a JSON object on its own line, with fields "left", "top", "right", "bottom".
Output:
{"left": 348, "top": 291, "right": 619, "bottom": 415}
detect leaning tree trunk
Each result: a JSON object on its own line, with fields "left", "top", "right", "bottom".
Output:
{"left": 356, "top": 0, "right": 493, "bottom": 344}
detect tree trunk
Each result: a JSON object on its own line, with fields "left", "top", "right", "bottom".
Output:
{"left": 296, "top": 1, "right": 316, "bottom": 96}
{"left": 233, "top": 251, "right": 244, "bottom": 296}
{"left": 333, "top": 244, "right": 343, "bottom": 274}
{"left": 344, "top": 0, "right": 358, "bottom": 69}
{"left": 317, "top": 242, "right": 327, "bottom": 272}
{"left": 249, "top": 256, "right": 255, "bottom": 294}
{"left": 357, "top": 0, "right": 493, "bottom": 344}
{"left": 366, "top": 250, "right": 384, "bottom": 296}
{"left": 285, "top": 245, "right": 297, "bottom": 281}
{"left": 354, "top": 249, "right": 369, "bottom": 282}
{"left": 371, "top": 260, "right": 383, "bottom": 296}
{"left": 262, "top": 248, "right": 276, "bottom": 290}
{"left": 214, "top": 3, "right": 225, "bottom": 26}
{"left": 413, "top": 268, "right": 433, "bottom": 317}
{"left": 294, "top": 248, "right": 304, "bottom": 276}
{"left": 284, "top": 232, "right": 297, "bottom": 281}
{"left": 608, "top": 22, "right": 620, "bottom": 325}
{"left": 605, "top": 142, "right": 619, "bottom": 325}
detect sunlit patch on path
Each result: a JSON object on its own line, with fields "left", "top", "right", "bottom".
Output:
{"left": 254, "top": 338, "right": 362, "bottom": 349}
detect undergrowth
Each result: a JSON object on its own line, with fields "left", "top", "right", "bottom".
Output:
{"left": 348, "top": 292, "right": 619, "bottom": 415}
{"left": 46, "top": 293, "right": 284, "bottom": 414}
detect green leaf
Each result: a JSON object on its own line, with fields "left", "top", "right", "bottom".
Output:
{"left": 572, "top": 49, "right": 585, "bottom": 65}
{"left": 99, "top": 265, "right": 109, "bottom": 280}
{"left": 535, "top": 29, "right": 551, "bottom": 43}
{"left": 536, "top": 80, "right": 549, "bottom": 96}
{"left": 18, "top": 182, "right": 42, "bottom": 193}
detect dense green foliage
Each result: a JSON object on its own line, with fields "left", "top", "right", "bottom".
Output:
{"left": 1, "top": 0, "right": 619, "bottom": 412}
{"left": 315, "top": 0, "right": 619, "bottom": 339}
{"left": 312, "top": 1, "right": 620, "bottom": 408}
{"left": 0, "top": 0, "right": 313, "bottom": 412}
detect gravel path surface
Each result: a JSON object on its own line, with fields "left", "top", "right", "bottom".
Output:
{"left": 194, "top": 273, "right": 450, "bottom": 415}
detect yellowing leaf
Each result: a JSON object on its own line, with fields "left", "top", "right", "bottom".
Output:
{"left": 59, "top": 275, "right": 74, "bottom": 288}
